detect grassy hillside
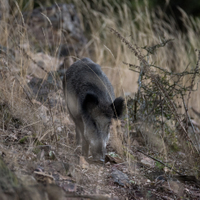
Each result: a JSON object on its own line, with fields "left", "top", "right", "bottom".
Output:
{"left": 1, "top": 0, "right": 200, "bottom": 199}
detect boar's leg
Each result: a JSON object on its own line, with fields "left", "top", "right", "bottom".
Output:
{"left": 81, "top": 135, "right": 89, "bottom": 157}
{"left": 74, "top": 118, "right": 89, "bottom": 157}
{"left": 75, "top": 126, "right": 81, "bottom": 146}
{"left": 74, "top": 118, "right": 84, "bottom": 146}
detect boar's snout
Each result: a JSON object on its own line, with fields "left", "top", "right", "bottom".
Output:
{"left": 90, "top": 137, "right": 108, "bottom": 161}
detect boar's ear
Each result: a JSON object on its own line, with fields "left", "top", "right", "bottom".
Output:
{"left": 82, "top": 92, "right": 99, "bottom": 111}
{"left": 111, "top": 97, "right": 124, "bottom": 118}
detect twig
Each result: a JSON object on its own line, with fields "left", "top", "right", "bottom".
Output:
{"left": 136, "top": 148, "right": 183, "bottom": 176}
{"left": 142, "top": 38, "right": 174, "bottom": 55}
{"left": 124, "top": 60, "right": 195, "bottom": 77}
{"left": 181, "top": 94, "right": 199, "bottom": 146}
{"left": 186, "top": 50, "right": 200, "bottom": 108}
{"left": 48, "top": 98, "right": 58, "bottom": 148}
{"left": 110, "top": 27, "right": 199, "bottom": 154}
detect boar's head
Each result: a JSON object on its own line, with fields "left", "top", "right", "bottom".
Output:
{"left": 82, "top": 92, "right": 124, "bottom": 161}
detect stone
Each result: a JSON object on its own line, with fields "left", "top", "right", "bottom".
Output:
{"left": 111, "top": 169, "right": 129, "bottom": 187}
{"left": 23, "top": 3, "right": 87, "bottom": 56}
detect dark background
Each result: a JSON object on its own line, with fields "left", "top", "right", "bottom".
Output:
{"left": 14, "top": 0, "right": 200, "bottom": 32}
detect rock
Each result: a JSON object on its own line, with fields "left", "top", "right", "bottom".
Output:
{"left": 27, "top": 52, "right": 62, "bottom": 79}
{"left": 28, "top": 71, "right": 63, "bottom": 106}
{"left": 162, "top": 180, "right": 184, "bottom": 196}
{"left": 27, "top": 52, "right": 68, "bottom": 107}
{"left": 141, "top": 157, "right": 155, "bottom": 168}
{"left": 111, "top": 169, "right": 129, "bottom": 187}
{"left": 37, "top": 105, "right": 49, "bottom": 123}
{"left": 105, "top": 153, "right": 123, "bottom": 164}
{"left": 28, "top": 76, "right": 56, "bottom": 103}
{"left": 23, "top": 3, "right": 87, "bottom": 56}
{"left": 61, "top": 181, "right": 77, "bottom": 193}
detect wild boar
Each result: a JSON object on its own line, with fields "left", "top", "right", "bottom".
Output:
{"left": 63, "top": 58, "right": 124, "bottom": 161}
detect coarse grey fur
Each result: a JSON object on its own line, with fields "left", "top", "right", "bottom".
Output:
{"left": 63, "top": 58, "right": 124, "bottom": 161}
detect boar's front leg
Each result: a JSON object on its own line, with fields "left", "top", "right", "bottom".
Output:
{"left": 75, "top": 124, "right": 82, "bottom": 146}
{"left": 74, "top": 118, "right": 89, "bottom": 157}
{"left": 81, "top": 135, "right": 89, "bottom": 158}
{"left": 74, "top": 117, "right": 83, "bottom": 146}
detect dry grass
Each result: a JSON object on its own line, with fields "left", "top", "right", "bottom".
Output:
{"left": 72, "top": 0, "right": 200, "bottom": 113}
{"left": 1, "top": 0, "right": 200, "bottom": 195}
{"left": 70, "top": 0, "right": 200, "bottom": 164}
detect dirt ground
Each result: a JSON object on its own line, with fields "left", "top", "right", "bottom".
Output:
{"left": 0, "top": 83, "right": 200, "bottom": 200}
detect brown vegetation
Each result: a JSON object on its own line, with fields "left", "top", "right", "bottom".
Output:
{"left": 0, "top": 0, "right": 200, "bottom": 199}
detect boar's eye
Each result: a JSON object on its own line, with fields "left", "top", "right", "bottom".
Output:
{"left": 92, "top": 121, "right": 96, "bottom": 127}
